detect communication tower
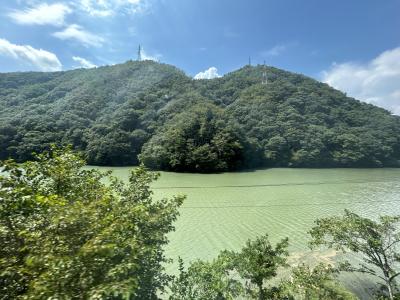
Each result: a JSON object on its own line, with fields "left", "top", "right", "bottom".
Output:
{"left": 137, "top": 45, "right": 142, "bottom": 61}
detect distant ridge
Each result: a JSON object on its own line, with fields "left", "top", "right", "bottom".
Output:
{"left": 0, "top": 60, "right": 399, "bottom": 172}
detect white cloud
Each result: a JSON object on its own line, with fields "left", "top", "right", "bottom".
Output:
{"left": 72, "top": 56, "right": 97, "bottom": 68}
{"left": 8, "top": 3, "right": 71, "bottom": 26}
{"left": 261, "top": 42, "right": 298, "bottom": 57}
{"left": 194, "top": 67, "right": 221, "bottom": 80}
{"left": 260, "top": 43, "right": 295, "bottom": 56}
{"left": 141, "top": 49, "right": 161, "bottom": 61}
{"left": 53, "top": 24, "right": 104, "bottom": 47}
{"left": 322, "top": 47, "right": 400, "bottom": 115}
{"left": 263, "top": 45, "right": 286, "bottom": 56}
{"left": 76, "top": 0, "right": 146, "bottom": 17}
{"left": 0, "top": 38, "right": 62, "bottom": 71}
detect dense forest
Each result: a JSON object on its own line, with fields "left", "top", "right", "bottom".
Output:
{"left": 1, "top": 60, "right": 399, "bottom": 172}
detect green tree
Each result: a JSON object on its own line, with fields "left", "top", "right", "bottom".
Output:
{"left": 289, "top": 263, "right": 357, "bottom": 300}
{"left": 309, "top": 210, "right": 400, "bottom": 299}
{"left": 169, "top": 236, "right": 293, "bottom": 300}
{"left": 232, "top": 234, "right": 289, "bottom": 299}
{"left": 140, "top": 103, "right": 245, "bottom": 172}
{"left": 0, "top": 146, "right": 185, "bottom": 299}
{"left": 169, "top": 253, "right": 243, "bottom": 300}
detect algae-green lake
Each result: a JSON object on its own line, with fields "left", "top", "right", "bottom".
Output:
{"left": 92, "top": 167, "right": 400, "bottom": 297}
{"left": 93, "top": 167, "right": 400, "bottom": 259}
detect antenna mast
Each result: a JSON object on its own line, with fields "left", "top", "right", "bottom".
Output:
{"left": 137, "top": 45, "right": 142, "bottom": 61}
{"left": 262, "top": 60, "right": 268, "bottom": 85}
{"left": 248, "top": 56, "right": 251, "bottom": 66}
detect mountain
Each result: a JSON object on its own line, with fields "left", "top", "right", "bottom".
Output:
{"left": 1, "top": 60, "right": 399, "bottom": 172}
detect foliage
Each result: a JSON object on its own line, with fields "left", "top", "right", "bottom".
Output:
{"left": 169, "top": 235, "right": 293, "bottom": 300}
{"left": 309, "top": 210, "right": 400, "bottom": 299}
{"left": 139, "top": 103, "right": 246, "bottom": 172}
{"left": 1, "top": 61, "right": 400, "bottom": 172}
{"left": 0, "top": 146, "right": 185, "bottom": 299}
{"left": 168, "top": 235, "right": 359, "bottom": 300}
{"left": 169, "top": 254, "right": 243, "bottom": 300}
{"left": 288, "top": 263, "right": 357, "bottom": 300}
{"left": 231, "top": 234, "right": 289, "bottom": 299}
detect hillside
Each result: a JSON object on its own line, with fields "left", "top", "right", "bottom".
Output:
{"left": 0, "top": 60, "right": 399, "bottom": 172}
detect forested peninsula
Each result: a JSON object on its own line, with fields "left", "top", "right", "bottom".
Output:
{"left": 1, "top": 60, "right": 399, "bottom": 172}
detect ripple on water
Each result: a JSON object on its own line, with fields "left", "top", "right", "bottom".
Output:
{"left": 91, "top": 166, "right": 400, "bottom": 294}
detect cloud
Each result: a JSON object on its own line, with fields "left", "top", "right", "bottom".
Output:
{"left": 322, "top": 47, "right": 400, "bottom": 115}
{"left": 194, "top": 67, "right": 221, "bottom": 80}
{"left": 261, "top": 44, "right": 288, "bottom": 57}
{"left": 261, "top": 42, "right": 298, "bottom": 57}
{"left": 141, "top": 49, "right": 161, "bottom": 61}
{"left": 72, "top": 56, "right": 97, "bottom": 68}
{"left": 76, "top": 0, "right": 147, "bottom": 17}
{"left": 53, "top": 24, "right": 104, "bottom": 47}
{"left": 8, "top": 3, "right": 72, "bottom": 26}
{"left": 0, "top": 38, "right": 62, "bottom": 71}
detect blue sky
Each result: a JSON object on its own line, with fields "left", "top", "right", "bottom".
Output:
{"left": 0, "top": 0, "right": 399, "bottom": 113}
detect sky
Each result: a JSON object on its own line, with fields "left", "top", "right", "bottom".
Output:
{"left": 0, "top": 0, "right": 399, "bottom": 113}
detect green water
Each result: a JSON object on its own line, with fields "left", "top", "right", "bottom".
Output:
{"left": 93, "top": 167, "right": 400, "bottom": 298}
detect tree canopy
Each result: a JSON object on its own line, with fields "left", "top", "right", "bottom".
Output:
{"left": 1, "top": 61, "right": 400, "bottom": 172}
{"left": 0, "top": 146, "right": 184, "bottom": 299}
{"left": 309, "top": 210, "right": 400, "bottom": 299}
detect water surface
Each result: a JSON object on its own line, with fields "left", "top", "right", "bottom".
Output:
{"left": 93, "top": 167, "right": 400, "bottom": 298}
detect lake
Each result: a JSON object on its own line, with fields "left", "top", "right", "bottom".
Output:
{"left": 92, "top": 167, "right": 400, "bottom": 297}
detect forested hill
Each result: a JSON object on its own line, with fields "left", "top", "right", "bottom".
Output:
{"left": 1, "top": 60, "right": 399, "bottom": 172}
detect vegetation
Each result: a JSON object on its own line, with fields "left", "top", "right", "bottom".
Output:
{"left": 169, "top": 235, "right": 291, "bottom": 300}
{"left": 0, "top": 146, "right": 184, "bottom": 299}
{"left": 169, "top": 254, "right": 243, "bottom": 300}
{"left": 309, "top": 210, "right": 400, "bottom": 300}
{"left": 290, "top": 263, "right": 358, "bottom": 300}
{"left": 1, "top": 147, "right": 400, "bottom": 299}
{"left": 139, "top": 103, "right": 247, "bottom": 172}
{"left": 168, "top": 235, "right": 356, "bottom": 300}
{"left": 1, "top": 61, "right": 400, "bottom": 172}
{"left": 231, "top": 235, "right": 289, "bottom": 299}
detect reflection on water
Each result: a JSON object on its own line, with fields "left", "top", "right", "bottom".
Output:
{"left": 91, "top": 167, "right": 400, "bottom": 298}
